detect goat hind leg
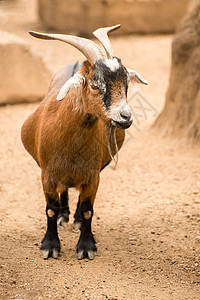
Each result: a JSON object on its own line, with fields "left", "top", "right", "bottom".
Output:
{"left": 57, "top": 189, "right": 70, "bottom": 227}
{"left": 73, "top": 196, "right": 82, "bottom": 231}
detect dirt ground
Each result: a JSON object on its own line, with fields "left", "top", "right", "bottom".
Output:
{"left": 0, "top": 1, "right": 200, "bottom": 299}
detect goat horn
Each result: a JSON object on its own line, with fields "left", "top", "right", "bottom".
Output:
{"left": 93, "top": 24, "right": 121, "bottom": 58}
{"left": 29, "top": 31, "right": 106, "bottom": 65}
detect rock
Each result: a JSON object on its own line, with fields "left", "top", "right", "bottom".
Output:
{"left": 0, "top": 30, "right": 51, "bottom": 105}
{"left": 154, "top": 2, "right": 200, "bottom": 142}
{"left": 38, "top": 0, "right": 189, "bottom": 36}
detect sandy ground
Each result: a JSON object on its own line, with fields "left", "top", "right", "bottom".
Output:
{"left": 0, "top": 1, "right": 200, "bottom": 299}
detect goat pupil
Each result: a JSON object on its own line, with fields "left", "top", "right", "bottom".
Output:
{"left": 91, "top": 85, "right": 99, "bottom": 90}
{"left": 125, "top": 84, "right": 128, "bottom": 95}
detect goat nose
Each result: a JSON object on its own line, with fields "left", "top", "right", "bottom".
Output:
{"left": 120, "top": 110, "right": 132, "bottom": 120}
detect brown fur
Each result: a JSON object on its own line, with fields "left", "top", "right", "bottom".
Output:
{"left": 21, "top": 61, "right": 125, "bottom": 203}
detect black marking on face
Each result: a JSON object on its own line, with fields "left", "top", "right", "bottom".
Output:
{"left": 82, "top": 113, "right": 98, "bottom": 129}
{"left": 91, "top": 57, "right": 129, "bottom": 109}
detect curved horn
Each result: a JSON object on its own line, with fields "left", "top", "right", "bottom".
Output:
{"left": 29, "top": 31, "right": 106, "bottom": 65}
{"left": 93, "top": 24, "right": 121, "bottom": 58}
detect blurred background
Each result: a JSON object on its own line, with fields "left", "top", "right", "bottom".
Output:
{"left": 0, "top": 0, "right": 199, "bottom": 140}
{"left": 0, "top": 0, "right": 191, "bottom": 35}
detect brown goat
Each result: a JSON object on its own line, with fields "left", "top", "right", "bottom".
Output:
{"left": 21, "top": 25, "right": 148, "bottom": 260}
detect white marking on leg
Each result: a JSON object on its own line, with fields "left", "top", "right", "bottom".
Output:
{"left": 73, "top": 222, "right": 81, "bottom": 232}
{"left": 47, "top": 209, "right": 55, "bottom": 218}
{"left": 57, "top": 216, "right": 67, "bottom": 227}
{"left": 83, "top": 210, "right": 92, "bottom": 220}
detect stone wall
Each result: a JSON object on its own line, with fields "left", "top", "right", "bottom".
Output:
{"left": 0, "top": 30, "right": 51, "bottom": 105}
{"left": 38, "top": 0, "right": 190, "bottom": 35}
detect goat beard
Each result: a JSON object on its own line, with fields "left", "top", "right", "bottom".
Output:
{"left": 106, "top": 123, "right": 119, "bottom": 168}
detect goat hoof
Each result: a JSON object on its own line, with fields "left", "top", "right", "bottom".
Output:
{"left": 73, "top": 222, "right": 81, "bottom": 232}
{"left": 41, "top": 234, "right": 60, "bottom": 259}
{"left": 87, "top": 250, "right": 94, "bottom": 260}
{"left": 42, "top": 248, "right": 59, "bottom": 259}
{"left": 57, "top": 213, "right": 69, "bottom": 227}
{"left": 52, "top": 249, "right": 59, "bottom": 258}
{"left": 57, "top": 216, "right": 67, "bottom": 227}
{"left": 42, "top": 250, "right": 50, "bottom": 259}
{"left": 77, "top": 250, "right": 84, "bottom": 260}
{"left": 77, "top": 250, "right": 95, "bottom": 260}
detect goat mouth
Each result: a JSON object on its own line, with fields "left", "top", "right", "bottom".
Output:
{"left": 111, "top": 119, "right": 132, "bottom": 129}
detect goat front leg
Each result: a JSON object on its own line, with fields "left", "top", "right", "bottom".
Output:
{"left": 41, "top": 194, "right": 60, "bottom": 259}
{"left": 76, "top": 174, "right": 99, "bottom": 260}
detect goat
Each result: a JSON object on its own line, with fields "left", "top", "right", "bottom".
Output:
{"left": 21, "top": 25, "right": 148, "bottom": 260}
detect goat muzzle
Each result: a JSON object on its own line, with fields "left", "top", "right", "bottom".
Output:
{"left": 109, "top": 102, "right": 133, "bottom": 129}
{"left": 111, "top": 118, "right": 133, "bottom": 129}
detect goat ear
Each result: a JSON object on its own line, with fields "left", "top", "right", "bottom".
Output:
{"left": 127, "top": 68, "right": 148, "bottom": 85}
{"left": 57, "top": 73, "right": 84, "bottom": 101}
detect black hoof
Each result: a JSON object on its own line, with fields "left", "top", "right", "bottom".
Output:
{"left": 41, "top": 234, "right": 60, "bottom": 259}
{"left": 77, "top": 249, "right": 95, "bottom": 260}
{"left": 76, "top": 234, "right": 97, "bottom": 260}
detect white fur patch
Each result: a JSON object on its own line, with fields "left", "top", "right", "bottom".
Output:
{"left": 108, "top": 100, "right": 131, "bottom": 122}
{"left": 57, "top": 73, "right": 84, "bottom": 101}
{"left": 104, "top": 58, "right": 120, "bottom": 72}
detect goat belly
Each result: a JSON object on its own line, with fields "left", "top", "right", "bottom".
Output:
{"left": 44, "top": 163, "right": 101, "bottom": 189}
{"left": 41, "top": 147, "right": 103, "bottom": 188}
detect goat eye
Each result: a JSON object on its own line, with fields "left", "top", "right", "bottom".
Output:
{"left": 91, "top": 84, "right": 99, "bottom": 90}
{"left": 89, "top": 79, "right": 99, "bottom": 91}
